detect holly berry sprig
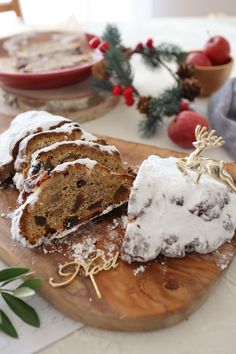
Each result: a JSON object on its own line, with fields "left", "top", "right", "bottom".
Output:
{"left": 89, "top": 25, "right": 201, "bottom": 136}
{"left": 89, "top": 37, "right": 110, "bottom": 53}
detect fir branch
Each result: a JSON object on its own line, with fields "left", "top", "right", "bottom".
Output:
{"left": 139, "top": 113, "right": 162, "bottom": 138}
{"left": 156, "top": 43, "right": 187, "bottom": 63}
{"left": 141, "top": 48, "right": 161, "bottom": 68}
{"left": 92, "top": 78, "right": 113, "bottom": 93}
{"left": 91, "top": 24, "right": 199, "bottom": 138}
{"left": 140, "top": 44, "right": 186, "bottom": 69}
{"left": 104, "top": 46, "right": 133, "bottom": 87}
{"left": 103, "top": 24, "right": 122, "bottom": 47}
{"left": 150, "top": 85, "right": 182, "bottom": 116}
{"left": 139, "top": 85, "right": 182, "bottom": 137}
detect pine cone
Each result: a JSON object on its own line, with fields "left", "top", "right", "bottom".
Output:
{"left": 181, "top": 78, "right": 201, "bottom": 101}
{"left": 92, "top": 60, "right": 110, "bottom": 81}
{"left": 176, "top": 62, "right": 195, "bottom": 80}
{"left": 137, "top": 96, "right": 152, "bottom": 114}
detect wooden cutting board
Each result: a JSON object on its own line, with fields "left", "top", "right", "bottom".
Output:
{"left": 0, "top": 137, "right": 236, "bottom": 332}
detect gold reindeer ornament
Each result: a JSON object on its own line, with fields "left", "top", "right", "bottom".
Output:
{"left": 176, "top": 125, "right": 236, "bottom": 193}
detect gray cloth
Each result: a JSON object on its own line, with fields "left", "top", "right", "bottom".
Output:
{"left": 208, "top": 78, "right": 236, "bottom": 160}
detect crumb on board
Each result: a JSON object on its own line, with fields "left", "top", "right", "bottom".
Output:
{"left": 72, "top": 236, "right": 98, "bottom": 262}
{"left": 0, "top": 212, "right": 13, "bottom": 219}
{"left": 134, "top": 265, "right": 146, "bottom": 276}
{"left": 214, "top": 249, "right": 234, "bottom": 270}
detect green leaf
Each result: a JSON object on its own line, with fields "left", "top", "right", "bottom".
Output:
{"left": 19, "top": 278, "right": 43, "bottom": 290}
{"left": 0, "top": 268, "right": 29, "bottom": 283}
{"left": 0, "top": 310, "right": 18, "bottom": 338}
{"left": 2, "top": 292, "right": 40, "bottom": 327}
{"left": 13, "top": 287, "right": 35, "bottom": 298}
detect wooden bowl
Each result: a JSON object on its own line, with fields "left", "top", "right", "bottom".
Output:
{"left": 192, "top": 57, "right": 234, "bottom": 97}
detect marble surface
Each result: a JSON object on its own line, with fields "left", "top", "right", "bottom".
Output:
{"left": 0, "top": 16, "right": 236, "bottom": 354}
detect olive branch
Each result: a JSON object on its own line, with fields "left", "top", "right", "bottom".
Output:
{"left": 0, "top": 267, "right": 43, "bottom": 338}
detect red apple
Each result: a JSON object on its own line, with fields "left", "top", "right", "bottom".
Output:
{"left": 203, "top": 36, "right": 230, "bottom": 65}
{"left": 185, "top": 52, "right": 212, "bottom": 67}
{"left": 168, "top": 111, "right": 208, "bottom": 148}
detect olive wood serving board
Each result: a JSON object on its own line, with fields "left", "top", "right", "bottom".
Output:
{"left": 0, "top": 137, "right": 236, "bottom": 332}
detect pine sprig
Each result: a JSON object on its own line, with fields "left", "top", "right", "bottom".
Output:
{"left": 139, "top": 43, "right": 186, "bottom": 69}
{"left": 139, "top": 85, "right": 182, "bottom": 137}
{"left": 141, "top": 48, "right": 161, "bottom": 68}
{"left": 139, "top": 113, "right": 162, "bottom": 137}
{"left": 149, "top": 85, "right": 182, "bottom": 116}
{"left": 91, "top": 24, "right": 201, "bottom": 136}
{"left": 103, "top": 24, "right": 122, "bottom": 47}
{"left": 101, "top": 24, "right": 133, "bottom": 87}
{"left": 0, "top": 267, "right": 43, "bottom": 338}
{"left": 92, "top": 78, "right": 113, "bottom": 93}
{"left": 156, "top": 43, "right": 187, "bottom": 63}
{"left": 104, "top": 46, "right": 133, "bottom": 87}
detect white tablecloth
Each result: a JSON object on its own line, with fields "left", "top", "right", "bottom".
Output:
{"left": 0, "top": 17, "right": 236, "bottom": 354}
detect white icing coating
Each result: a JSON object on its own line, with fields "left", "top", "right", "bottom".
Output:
{"left": 122, "top": 155, "right": 236, "bottom": 262}
{"left": 0, "top": 111, "right": 70, "bottom": 167}
{"left": 80, "top": 130, "right": 99, "bottom": 142}
{"left": 53, "top": 158, "right": 97, "bottom": 172}
{"left": 14, "top": 122, "right": 79, "bottom": 170}
{"left": 14, "top": 123, "right": 99, "bottom": 172}
{"left": 13, "top": 172, "right": 24, "bottom": 191}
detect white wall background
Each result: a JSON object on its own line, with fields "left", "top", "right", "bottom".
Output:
{"left": 153, "top": 0, "right": 236, "bottom": 17}
{"left": 20, "top": 0, "right": 153, "bottom": 25}
{"left": 1, "top": 0, "right": 236, "bottom": 26}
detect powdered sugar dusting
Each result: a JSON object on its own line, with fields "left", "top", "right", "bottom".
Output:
{"left": 0, "top": 110, "right": 69, "bottom": 167}
{"left": 122, "top": 155, "right": 236, "bottom": 263}
{"left": 53, "top": 158, "right": 97, "bottom": 172}
{"left": 134, "top": 265, "right": 146, "bottom": 276}
{"left": 214, "top": 248, "right": 234, "bottom": 270}
{"left": 72, "top": 237, "right": 98, "bottom": 262}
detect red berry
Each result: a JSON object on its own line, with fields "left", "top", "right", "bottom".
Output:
{"left": 168, "top": 111, "right": 208, "bottom": 148}
{"left": 146, "top": 38, "right": 154, "bottom": 48}
{"left": 98, "top": 41, "right": 110, "bottom": 53}
{"left": 135, "top": 42, "right": 144, "bottom": 51}
{"left": 179, "top": 101, "right": 189, "bottom": 111}
{"left": 89, "top": 37, "right": 101, "bottom": 49}
{"left": 112, "top": 85, "right": 123, "bottom": 96}
{"left": 125, "top": 96, "right": 135, "bottom": 106}
{"left": 123, "top": 86, "right": 134, "bottom": 97}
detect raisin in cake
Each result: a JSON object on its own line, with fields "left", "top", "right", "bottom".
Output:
{"left": 11, "top": 159, "right": 134, "bottom": 247}
{"left": 122, "top": 155, "right": 236, "bottom": 263}
{"left": 22, "top": 140, "right": 124, "bottom": 193}
{"left": 13, "top": 123, "right": 104, "bottom": 190}
{"left": 0, "top": 111, "right": 70, "bottom": 185}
